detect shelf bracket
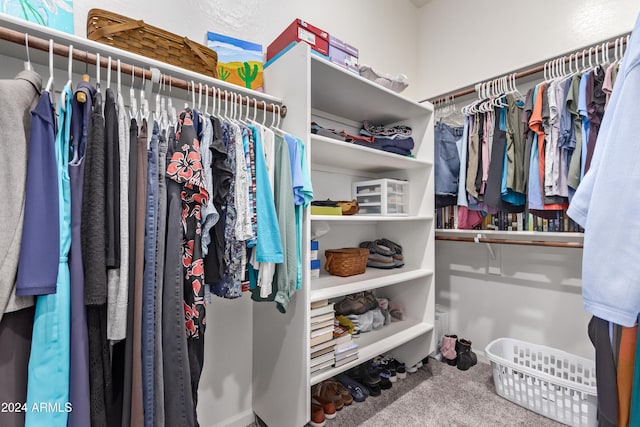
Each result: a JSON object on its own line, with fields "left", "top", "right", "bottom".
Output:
{"left": 474, "top": 233, "right": 496, "bottom": 260}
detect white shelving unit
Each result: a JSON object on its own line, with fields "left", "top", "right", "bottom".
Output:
{"left": 255, "top": 43, "right": 435, "bottom": 427}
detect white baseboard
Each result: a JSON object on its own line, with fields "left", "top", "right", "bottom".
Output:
{"left": 200, "top": 410, "right": 255, "bottom": 427}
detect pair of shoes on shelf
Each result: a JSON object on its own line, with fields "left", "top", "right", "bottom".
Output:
{"left": 310, "top": 401, "right": 327, "bottom": 427}
{"left": 378, "top": 356, "right": 406, "bottom": 380}
{"left": 345, "top": 361, "right": 382, "bottom": 396}
{"left": 311, "top": 379, "right": 354, "bottom": 423}
{"left": 334, "top": 291, "right": 378, "bottom": 316}
{"left": 441, "top": 335, "right": 478, "bottom": 370}
{"left": 359, "top": 239, "right": 404, "bottom": 269}
{"left": 335, "top": 374, "right": 368, "bottom": 402}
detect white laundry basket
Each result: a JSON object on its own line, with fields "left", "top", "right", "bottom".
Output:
{"left": 485, "top": 338, "right": 597, "bottom": 427}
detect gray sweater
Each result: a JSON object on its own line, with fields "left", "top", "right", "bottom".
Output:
{"left": 0, "top": 70, "right": 42, "bottom": 319}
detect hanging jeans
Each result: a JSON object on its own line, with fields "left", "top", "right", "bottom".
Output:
{"left": 142, "top": 122, "right": 159, "bottom": 426}
{"left": 435, "top": 122, "right": 463, "bottom": 196}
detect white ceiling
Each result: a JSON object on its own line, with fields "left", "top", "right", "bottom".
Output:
{"left": 408, "top": 0, "right": 432, "bottom": 8}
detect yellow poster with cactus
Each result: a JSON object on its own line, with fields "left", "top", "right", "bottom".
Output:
{"left": 207, "top": 32, "right": 264, "bottom": 92}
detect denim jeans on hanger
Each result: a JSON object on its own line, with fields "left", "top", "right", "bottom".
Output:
{"left": 435, "top": 121, "right": 464, "bottom": 195}
{"left": 142, "top": 122, "right": 159, "bottom": 427}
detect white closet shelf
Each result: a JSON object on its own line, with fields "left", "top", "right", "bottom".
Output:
{"left": 310, "top": 134, "right": 431, "bottom": 173}
{"left": 310, "top": 268, "right": 433, "bottom": 303}
{"left": 311, "top": 214, "right": 433, "bottom": 223}
{"left": 310, "top": 319, "right": 434, "bottom": 385}
{"left": 435, "top": 229, "right": 584, "bottom": 242}
{"left": 310, "top": 55, "right": 432, "bottom": 124}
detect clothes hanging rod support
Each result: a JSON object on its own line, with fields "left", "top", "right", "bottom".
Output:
{"left": 435, "top": 235, "right": 583, "bottom": 248}
{"left": 0, "top": 25, "right": 286, "bottom": 118}
{"left": 424, "top": 32, "right": 631, "bottom": 105}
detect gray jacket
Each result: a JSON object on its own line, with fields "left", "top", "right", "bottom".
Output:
{"left": 0, "top": 70, "right": 42, "bottom": 319}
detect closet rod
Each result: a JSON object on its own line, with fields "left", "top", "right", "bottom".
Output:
{"left": 435, "top": 236, "right": 583, "bottom": 248}
{"left": 424, "top": 32, "right": 631, "bottom": 105}
{"left": 0, "top": 25, "right": 287, "bottom": 118}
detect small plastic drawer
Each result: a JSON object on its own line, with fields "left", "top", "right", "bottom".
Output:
{"left": 356, "top": 194, "right": 381, "bottom": 204}
{"left": 357, "top": 205, "right": 382, "bottom": 215}
{"left": 352, "top": 179, "right": 408, "bottom": 216}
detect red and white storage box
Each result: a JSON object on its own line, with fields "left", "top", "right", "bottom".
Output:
{"left": 267, "top": 19, "right": 329, "bottom": 62}
{"left": 485, "top": 338, "right": 597, "bottom": 427}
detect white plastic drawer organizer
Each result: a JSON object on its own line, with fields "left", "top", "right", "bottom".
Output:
{"left": 352, "top": 179, "right": 408, "bottom": 216}
{"left": 485, "top": 338, "right": 597, "bottom": 427}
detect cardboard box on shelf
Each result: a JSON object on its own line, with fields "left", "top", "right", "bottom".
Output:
{"left": 329, "top": 35, "right": 359, "bottom": 74}
{"left": 267, "top": 19, "right": 329, "bottom": 62}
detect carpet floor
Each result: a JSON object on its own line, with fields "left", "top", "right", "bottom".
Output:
{"left": 316, "top": 359, "right": 563, "bottom": 427}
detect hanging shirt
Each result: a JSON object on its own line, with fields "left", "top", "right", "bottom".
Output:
{"left": 578, "top": 71, "right": 591, "bottom": 180}
{"left": 247, "top": 124, "right": 283, "bottom": 298}
{"left": 25, "top": 83, "right": 73, "bottom": 427}
{"left": 200, "top": 116, "right": 220, "bottom": 256}
{"left": 203, "top": 117, "right": 232, "bottom": 286}
{"left": 567, "top": 73, "right": 583, "bottom": 192}
{"left": 568, "top": 13, "right": 640, "bottom": 327}
{"left": 456, "top": 116, "right": 469, "bottom": 207}
{"left": 106, "top": 88, "right": 130, "bottom": 342}
{"left": 293, "top": 137, "right": 313, "bottom": 289}
{"left": 15, "top": 90, "right": 60, "bottom": 297}
{"left": 0, "top": 70, "right": 41, "bottom": 317}
{"left": 528, "top": 84, "right": 544, "bottom": 210}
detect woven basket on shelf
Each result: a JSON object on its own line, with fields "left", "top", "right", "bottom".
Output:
{"left": 324, "top": 248, "right": 369, "bottom": 277}
{"left": 86, "top": 8, "right": 218, "bottom": 78}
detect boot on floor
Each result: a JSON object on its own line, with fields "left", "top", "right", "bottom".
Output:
{"left": 441, "top": 334, "right": 458, "bottom": 366}
{"left": 455, "top": 338, "right": 477, "bottom": 371}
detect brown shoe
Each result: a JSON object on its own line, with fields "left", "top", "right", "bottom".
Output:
{"left": 313, "top": 382, "right": 344, "bottom": 411}
{"left": 310, "top": 402, "right": 326, "bottom": 427}
{"left": 335, "top": 293, "right": 368, "bottom": 316}
{"left": 327, "top": 380, "right": 353, "bottom": 406}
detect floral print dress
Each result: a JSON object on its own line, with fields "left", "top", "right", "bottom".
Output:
{"left": 166, "top": 111, "right": 209, "bottom": 338}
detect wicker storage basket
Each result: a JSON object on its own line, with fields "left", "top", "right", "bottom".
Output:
{"left": 325, "top": 248, "right": 369, "bottom": 277}
{"left": 87, "top": 9, "right": 218, "bottom": 78}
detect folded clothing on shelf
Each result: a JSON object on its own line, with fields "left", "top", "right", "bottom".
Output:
{"left": 361, "top": 120, "right": 412, "bottom": 137}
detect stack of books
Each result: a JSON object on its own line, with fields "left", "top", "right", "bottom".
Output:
{"left": 333, "top": 324, "right": 359, "bottom": 367}
{"left": 310, "top": 300, "right": 336, "bottom": 374}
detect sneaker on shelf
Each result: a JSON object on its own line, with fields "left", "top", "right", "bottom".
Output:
{"left": 383, "top": 357, "right": 407, "bottom": 379}
{"left": 310, "top": 402, "right": 326, "bottom": 427}
{"left": 335, "top": 374, "right": 368, "bottom": 402}
{"left": 312, "top": 382, "right": 343, "bottom": 412}
{"left": 334, "top": 293, "right": 369, "bottom": 316}
{"left": 311, "top": 396, "right": 336, "bottom": 420}
{"left": 406, "top": 364, "right": 418, "bottom": 374}
{"left": 326, "top": 380, "right": 353, "bottom": 406}
{"left": 372, "top": 356, "right": 397, "bottom": 384}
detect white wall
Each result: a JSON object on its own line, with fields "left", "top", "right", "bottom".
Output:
{"left": 417, "top": 0, "right": 640, "bottom": 99}
{"left": 73, "top": 0, "right": 422, "bottom": 99}
{"left": 435, "top": 242, "right": 592, "bottom": 360}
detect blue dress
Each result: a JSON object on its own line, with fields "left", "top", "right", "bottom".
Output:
{"left": 25, "top": 84, "right": 72, "bottom": 427}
